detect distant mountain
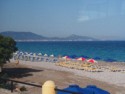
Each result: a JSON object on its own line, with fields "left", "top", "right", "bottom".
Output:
{"left": 0, "top": 31, "right": 47, "bottom": 41}
{"left": 0, "top": 31, "right": 98, "bottom": 41}
{"left": 64, "top": 34, "right": 98, "bottom": 41}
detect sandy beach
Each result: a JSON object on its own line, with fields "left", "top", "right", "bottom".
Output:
{"left": 2, "top": 59, "right": 125, "bottom": 94}
{"left": 12, "top": 60, "right": 125, "bottom": 87}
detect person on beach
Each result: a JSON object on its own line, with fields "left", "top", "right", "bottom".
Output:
{"left": 15, "top": 59, "right": 19, "bottom": 65}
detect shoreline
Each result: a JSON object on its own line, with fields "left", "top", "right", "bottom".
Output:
{"left": 10, "top": 59, "right": 125, "bottom": 88}
{"left": 13, "top": 50, "right": 125, "bottom": 63}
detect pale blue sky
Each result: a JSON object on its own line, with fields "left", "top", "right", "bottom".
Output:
{"left": 0, "top": 0, "right": 125, "bottom": 40}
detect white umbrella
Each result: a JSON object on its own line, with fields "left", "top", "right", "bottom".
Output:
{"left": 38, "top": 53, "right": 42, "bottom": 56}
{"left": 50, "top": 54, "right": 54, "bottom": 57}
{"left": 44, "top": 54, "right": 48, "bottom": 57}
{"left": 33, "top": 53, "right": 36, "bottom": 56}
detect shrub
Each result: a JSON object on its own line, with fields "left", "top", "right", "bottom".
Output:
{"left": 20, "top": 86, "right": 27, "bottom": 91}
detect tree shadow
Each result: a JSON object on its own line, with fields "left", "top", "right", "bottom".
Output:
{"left": 2, "top": 68, "right": 43, "bottom": 78}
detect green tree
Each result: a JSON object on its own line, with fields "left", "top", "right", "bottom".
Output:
{"left": 0, "top": 34, "right": 18, "bottom": 72}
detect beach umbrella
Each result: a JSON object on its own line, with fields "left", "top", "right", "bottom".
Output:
{"left": 76, "top": 57, "right": 86, "bottom": 62}
{"left": 31, "top": 53, "right": 37, "bottom": 61}
{"left": 19, "top": 51, "right": 24, "bottom": 55}
{"left": 80, "top": 55, "right": 89, "bottom": 59}
{"left": 87, "top": 59, "right": 97, "bottom": 63}
{"left": 57, "top": 85, "right": 84, "bottom": 94}
{"left": 13, "top": 52, "right": 18, "bottom": 59}
{"left": 69, "top": 55, "right": 77, "bottom": 59}
{"left": 29, "top": 52, "right": 33, "bottom": 55}
{"left": 93, "top": 57, "right": 101, "bottom": 60}
{"left": 62, "top": 56, "right": 70, "bottom": 60}
{"left": 57, "top": 85, "right": 110, "bottom": 94}
{"left": 82, "top": 85, "right": 110, "bottom": 94}
{"left": 33, "top": 53, "right": 37, "bottom": 56}
{"left": 62, "top": 56, "right": 71, "bottom": 62}
{"left": 104, "top": 58, "right": 117, "bottom": 62}
{"left": 26, "top": 54, "right": 31, "bottom": 61}
{"left": 38, "top": 53, "right": 42, "bottom": 56}
{"left": 62, "top": 56, "right": 67, "bottom": 59}
{"left": 24, "top": 52, "right": 28, "bottom": 55}
{"left": 50, "top": 54, "right": 54, "bottom": 57}
{"left": 44, "top": 54, "right": 47, "bottom": 56}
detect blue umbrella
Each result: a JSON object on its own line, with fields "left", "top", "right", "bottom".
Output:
{"left": 57, "top": 85, "right": 93, "bottom": 94}
{"left": 69, "top": 55, "right": 77, "bottom": 59}
{"left": 93, "top": 57, "right": 101, "bottom": 60}
{"left": 57, "top": 85, "right": 110, "bottom": 94}
{"left": 57, "top": 85, "right": 83, "bottom": 94}
{"left": 104, "top": 58, "right": 117, "bottom": 62}
{"left": 82, "top": 85, "right": 110, "bottom": 94}
{"left": 80, "top": 55, "right": 89, "bottom": 59}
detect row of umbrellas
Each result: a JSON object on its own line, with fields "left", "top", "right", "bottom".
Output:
{"left": 13, "top": 51, "right": 117, "bottom": 63}
{"left": 12, "top": 51, "right": 58, "bottom": 62}
{"left": 13, "top": 51, "right": 54, "bottom": 57}
{"left": 13, "top": 51, "right": 97, "bottom": 63}
{"left": 62, "top": 55, "right": 118, "bottom": 63}
{"left": 62, "top": 56, "right": 98, "bottom": 63}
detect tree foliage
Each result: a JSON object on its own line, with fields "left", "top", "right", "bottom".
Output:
{"left": 0, "top": 34, "right": 18, "bottom": 66}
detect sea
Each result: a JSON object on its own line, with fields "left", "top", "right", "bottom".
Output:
{"left": 16, "top": 41, "right": 125, "bottom": 62}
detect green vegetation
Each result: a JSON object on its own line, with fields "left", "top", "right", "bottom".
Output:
{"left": 20, "top": 86, "right": 27, "bottom": 91}
{"left": 0, "top": 34, "right": 17, "bottom": 72}
{"left": 0, "top": 73, "right": 10, "bottom": 89}
{"left": 0, "top": 34, "right": 17, "bottom": 89}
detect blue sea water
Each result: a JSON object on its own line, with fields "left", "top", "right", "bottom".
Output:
{"left": 16, "top": 41, "right": 125, "bottom": 62}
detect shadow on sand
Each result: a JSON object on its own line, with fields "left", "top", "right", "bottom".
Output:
{"left": 2, "top": 67, "right": 43, "bottom": 78}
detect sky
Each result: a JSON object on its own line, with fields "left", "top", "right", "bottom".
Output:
{"left": 0, "top": 0, "right": 125, "bottom": 40}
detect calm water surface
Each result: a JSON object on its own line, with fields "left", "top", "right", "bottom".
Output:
{"left": 16, "top": 41, "right": 125, "bottom": 62}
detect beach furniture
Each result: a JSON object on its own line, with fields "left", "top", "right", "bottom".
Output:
{"left": 82, "top": 85, "right": 110, "bottom": 94}
{"left": 38, "top": 53, "right": 42, "bottom": 56}
{"left": 93, "top": 57, "right": 101, "bottom": 60}
{"left": 44, "top": 54, "right": 48, "bottom": 57}
{"left": 69, "top": 55, "right": 77, "bottom": 59}
{"left": 76, "top": 57, "right": 86, "bottom": 62}
{"left": 80, "top": 55, "right": 89, "bottom": 59}
{"left": 110, "top": 67, "right": 122, "bottom": 72}
{"left": 57, "top": 85, "right": 84, "bottom": 94}
{"left": 104, "top": 58, "right": 117, "bottom": 62}
{"left": 50, "top": 54, "right": 54, "bottom": 57}
{"left": 57, "top": 85, "right": 110, "bottom": 94}
{"left": 62, "top": 56, "right": 71, "bottom": 61}
{"left": 55, "top": 59, "right": 104, "bottom": 72}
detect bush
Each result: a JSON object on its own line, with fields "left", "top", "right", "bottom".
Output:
{"left": 20, "top": 86, "right": 27, "bottom": 91}
{"left": 0, "top": 34, "right": 18, "bottom": 70}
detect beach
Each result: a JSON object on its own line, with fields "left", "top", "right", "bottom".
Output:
{"left": 1, "top": 0, "right": 125, "bottom": 94}
{"left": 2, "top": 59, "right": 125, "bottom": 94}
